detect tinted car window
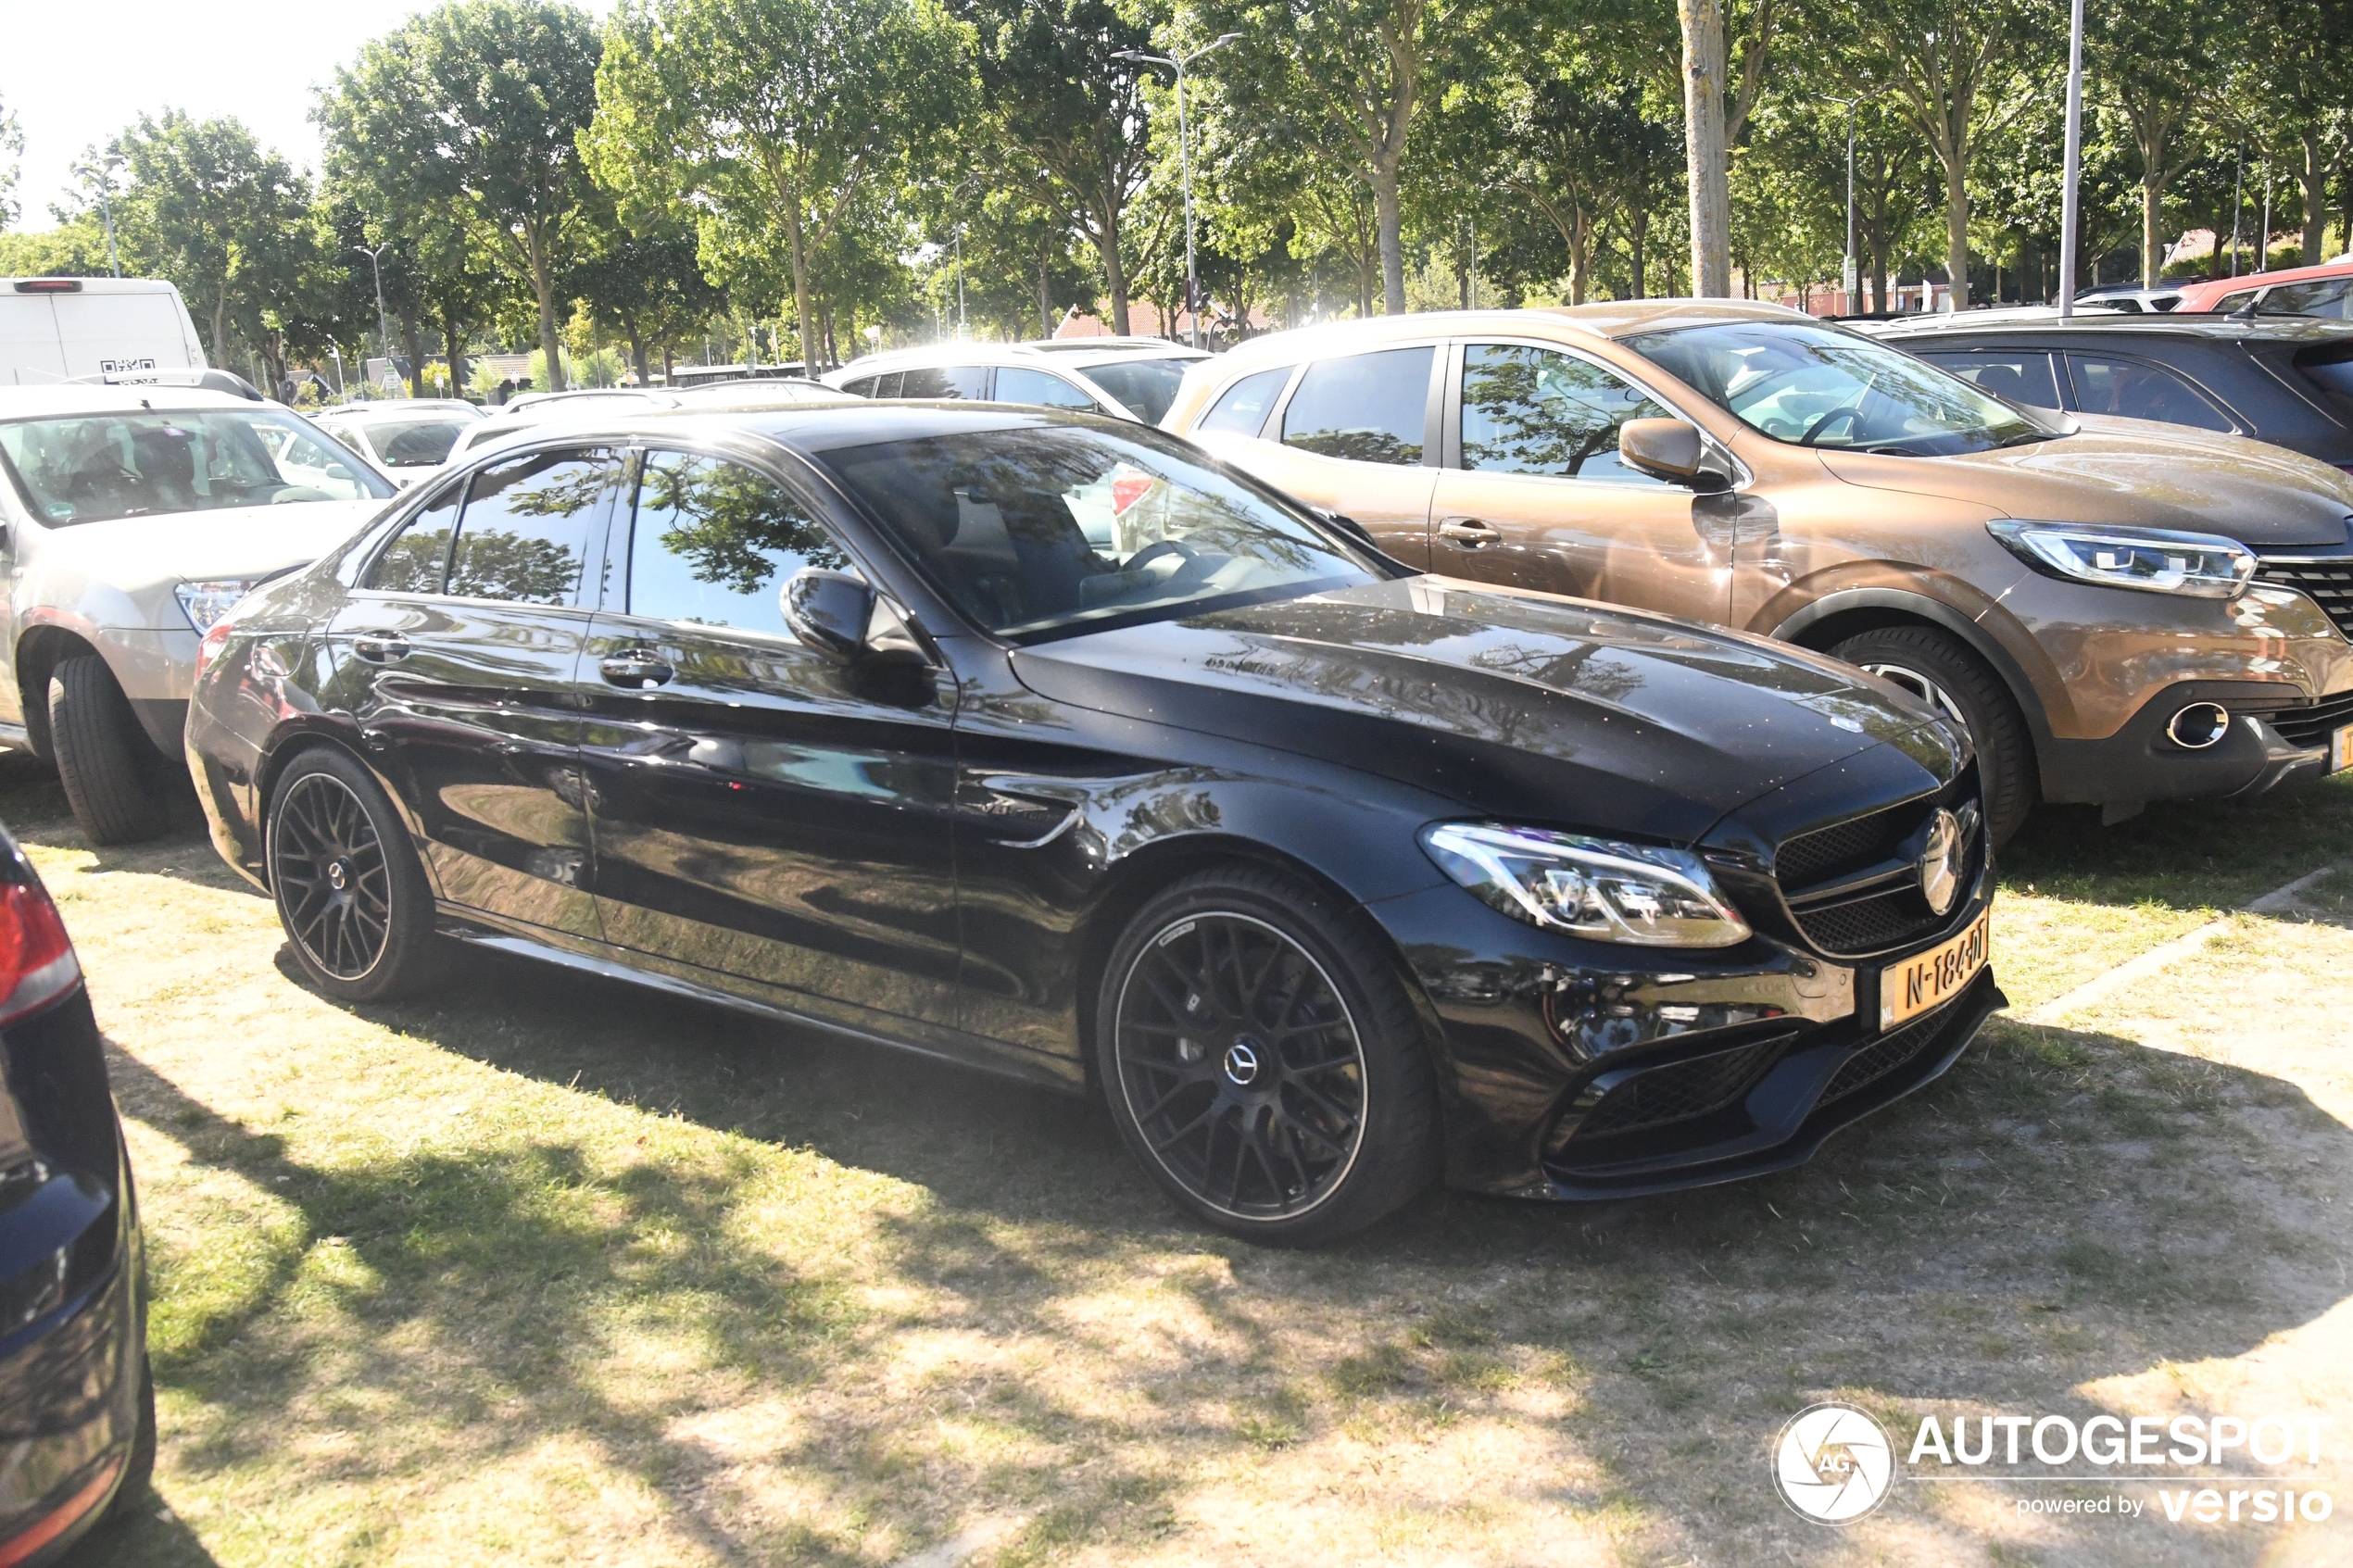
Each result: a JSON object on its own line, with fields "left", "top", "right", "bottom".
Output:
{"left": 994, "top": 367, "right": 1099, "bottom": 410}
{"left": 818, "top": 424, "right": 1378, "bottom": 639}
{"left": 841, "top": 377, "right": 881, "bottom": 397}
{"left": 627, "top": 452, "right": 849, "bottom": 635}
{"left": 363, "top": 483, "right": 461, "bottom": 593}
{"left": 2293, "top": 348, "right": 2353, "bottom": 421}
{"left": 1460, "top": 344, "right": 1672, "bottom": 483}
{"left": 1916, "top": 350, "right": 2062, "bottom": 410}
{"left": 446, "top": 447, "right": 623, "bottom": 607}
{"left": 1198, "top": 367, "right": 1292, "bottom": 436}
{"left": 362, "top": 416, "right": 473, "bottom": 468}
{"left": 1281, "top": 347, "right": 1434, "bottom": 465}
{"left": 2065, "top": 355, "right": 2233, "bottom": 431}
{"left": 2259, "top": 280, "right": 2353, "bottom": 320}
{"left": 900, "top": 365, "right": 991, "bottom": 400}
{"left": 1078, "top": 358, "right": 1190, "bottom": 423}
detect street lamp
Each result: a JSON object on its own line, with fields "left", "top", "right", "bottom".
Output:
{"left": 71, "top": 155, "right": 125, "bottom": 278}
{"left": 1115, "top": 32, "right": 1242, "bottom": 350}
{"left": 351, "top": 242, "right": 394, "bottom": 392}
{"left": 2056, "top": 0, "right": 2086, "bottom": 316}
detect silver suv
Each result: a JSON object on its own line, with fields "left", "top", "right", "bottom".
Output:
{"left": 0, "top": 386, "right": 395, "bottom": 841}
{"left": 822, "top": 337, "right": 1206, "bottom": 424}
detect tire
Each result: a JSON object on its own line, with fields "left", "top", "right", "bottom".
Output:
{"left": 1831, "top": 624, "right": 2036, "bottom": 847}
{"left": 1095, "top": 865, "right": 1440, "bottom": 1247}
{"left": 47, "top": 655, "right": 170, "bottom": 845}
{"left": 266, "top": 747, "right": 442, "bottom": 1002}
{"left": 115, "top": 1356, "right": 156, "bottom": 1508}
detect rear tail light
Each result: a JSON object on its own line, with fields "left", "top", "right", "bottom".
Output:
{"left": 193, "top": 616, "right": 235, "bottom": 682}
{"left": 0, "top": 874, "right": 80, "bottom": 1028}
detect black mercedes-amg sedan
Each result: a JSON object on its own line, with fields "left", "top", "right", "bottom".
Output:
{"left": 185, "top": 403, "right": 2002, "bottom": 1244}
{"left": 0, "top": 822, "right": 152, "bottom": 1564}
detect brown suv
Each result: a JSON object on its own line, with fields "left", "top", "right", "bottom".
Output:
{"left": 1164, "top": 301, "right": 2353, "bottom": 843}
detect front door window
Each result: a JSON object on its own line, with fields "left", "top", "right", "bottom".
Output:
{"left": 1460, "top": 345, "right": 1673, "bottom": 484}
{"left": 1280, "top": 347, "right": 1435, "bottom": 465}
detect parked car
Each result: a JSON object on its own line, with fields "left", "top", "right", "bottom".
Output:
{"left": 187, "top": 403, "right": 2000, "bottom": 1244}
{"left": 1866, "top": 311, "right": 2353, "bottom": 474}
{"left": 2174, "top": 257, "right": 2353, "bottom": 318}
{"left": 0, "top": 386, "right": 398, "bottom": 843}
{"left": 2069, "top": 283, "right": 2184, "bottom": 313}
{"left": 1163, "top": 302, "right": 2353, "bottom": 846}
{"left": 823, "top": 339, "right": 1208, "bottom": 424}
{"left": 2, "top": 277, "right": 206, "bottom": 389}
{"left": 311, "top": 399, "right": 484, "bottom": 487}
{"left": 0, "top": 821, "right": 152, "bottom": 1563}
{"left": 453, "top": 380, "right": 848, "bottom": 458}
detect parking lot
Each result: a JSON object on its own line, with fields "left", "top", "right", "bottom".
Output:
{"left": 8, "top": 746, "right": 2340, "bottom": 1568}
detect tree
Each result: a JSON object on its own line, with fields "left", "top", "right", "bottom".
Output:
{"left": 0, "top": 92, "right": 20, "bottom": 232}
{"left": 589, "top": 0, "right": 965, "bottom": 372}
{"left": 2089, "top": 6, "right": 2210, "bottom": 286}
{"left": 952, "top": 0, "right": 1162, "bottom": 334}
{"left": 2225, "top": 0, "right": 2353, "bottom": 265}
{"left": 570, "top": 200, "right": 724, "bottom": 383}
{"left": 1195, "top": 0, "right": 1449, "bottom": 314}
{"left": 1678, "top": 0, "right": 1731, "bottom": 295}
{"left": 321, "top": 0, "right": 605, "bottom": 391}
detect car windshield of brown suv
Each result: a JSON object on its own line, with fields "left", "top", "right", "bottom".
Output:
{"left": 1627, "top": 320, "right": 2056, "bottom": 456}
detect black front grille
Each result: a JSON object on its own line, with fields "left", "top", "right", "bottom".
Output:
{"left": 2267, "top": 687, "right": 2353, "bottom": 748}
{"left": 1572, "top": 1038, "right": 1783, "bottom": 1139}
{"left": 1819, "top": 1005, "right": 1948, "bottom": 1104}
{"left": 2258, "top": 557, "right": 2353, "bottom": 641}
{"left": 1772, "top": 778, "right": 1980, "bottom": 958}
{"left": 1795, "top": 891, "right": 1945, "bottom": 953}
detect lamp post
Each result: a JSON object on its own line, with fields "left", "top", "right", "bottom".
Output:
{"left": 954, "top": 226, "right": 967, "bottom": 339}
{"left": 71, "top": 156, "right": 126, "bottom": 278}
{"left": 2056, "top": 0, "right": 2086, "bottom": 317}
{"left": 351, "top": 243, "right": 394, "bottom": 392}
{"left": 1116, "top": 33, "right": 1241, "bottom": 351}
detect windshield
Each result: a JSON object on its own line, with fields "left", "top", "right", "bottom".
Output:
{"left": 1625, "top": 320, "right": 2046, "bottom": 455}
{"left": 1077, "top": 358, "right": 1191, "bottom": 424}
{"left": 347, "top": 415, "right": 472, "bottom": 469}
{"left": 818, "top": 423, "right": 1379, "bottom": 640}
{"left": 0, "top": 409, "right": 393, "bottom": 525}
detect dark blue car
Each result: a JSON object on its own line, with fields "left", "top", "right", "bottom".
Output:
{"left": 0, "top": 824, "right": 149, "bottom": 1565}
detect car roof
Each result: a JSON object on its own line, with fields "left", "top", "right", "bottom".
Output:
{"left": 830, "top": 340, "right": 1206, "bottom": 377}
{"left": 1197, "top": 299, "right": 1823, "bottom": 377}
{"left": 450, "top": 400, "right": 1126, "bottom": 460}
{"left": 2178, "top": 259, "right": 2353, "bottom": 306}
{"left": 1869, "top": 311, "right": 2353, "bottom": 344}
{"left": 316, "top": 400, "right": 480, "bottom": 421}
{"left": 0, "top": 385, "right": 277, "bottom": 419}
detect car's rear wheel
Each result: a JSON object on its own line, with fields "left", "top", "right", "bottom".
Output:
{"left": 1831, "top": 624, "right": 2035, "bottom": 847}
{"left": 1096, "top": 866, "right": 1439, "bottom": 1246}
{"left": 267, "top": 748, "right": 441, "bottom": 1002}
{"left": 47, "top": 655, "right": 171, "bottom": 846}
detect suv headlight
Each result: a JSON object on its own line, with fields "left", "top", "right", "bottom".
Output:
{"left": 1988, "top": 520, "right": 2254, "bottom": 598}
{"left": 1419, "top": 823, "right": 1752, "bottom": 948}
{"left": 175, "top": 579, "right": 261, "bottom": 633}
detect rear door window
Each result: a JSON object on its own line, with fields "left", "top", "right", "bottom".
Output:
{"left": 447, "top": 446, "right": 626, "bottom": 607}
{"left": 363, "top": 483, "right": 462, "bottom": 593}
{"left": 1197, "top": 367, "right": 1292, "bottom": 436}
{"left": 2258, "top": 279, "right": 2353, "bottom": 320}
{"left": 993, "top": 367, "right": 1099, "bottom": 411}
{"left": 2064, "top": 355, "right": 2235, "bottom": 432}
{"left": 1077, "top": 358, "right": 1190, "bottom": 423}
{"left": 900, "top": 365, "right": 991, "bottom": 400}
{"left": 1916, "top": 350, "right": 2062, "bottom": 410}
{"left": 1458, "top": 344, "right": 1674, "bottom": 483}
{"left": 1280, "top": 346, "right": 1435, "bottom": 465}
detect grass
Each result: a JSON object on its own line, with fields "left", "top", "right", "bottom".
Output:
{"left": 15, "top": 757, "right": 2351, "bottom": 1566}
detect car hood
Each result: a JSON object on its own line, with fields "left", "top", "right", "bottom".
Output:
{"left": 1818, "top": 415, "right": 2353, "bottom": 546}
{"left": 1011, "top": 576, "right": 1959, "bottom": 845}
{"left": 35, "top": 498, "right": 388, "bottom": 589}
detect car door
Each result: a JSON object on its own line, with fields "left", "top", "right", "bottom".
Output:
{"left": 1428, "top": 340, "right": 1730, "bottom": 621}
{"left": 2063, "top": 353, "right": 2241, "bottom": 433}
{"left": 323, "top": 444, "right": 623, "bottom": 937}
{"left": 575, "top": 445, "right": 963, "bottom": 1028}
{"left": 1200, "top": 346, "right": 1440, "bottom": 567}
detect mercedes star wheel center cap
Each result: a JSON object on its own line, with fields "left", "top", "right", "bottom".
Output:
{"left": 1223, "top": 1038, "right": 1262, "bottom": 1086}
{"left": 327, "top": 859, "right": 350, "bottom": 892}
{"left": 1919, "top": 809, "right": 1963, "bottom": 915}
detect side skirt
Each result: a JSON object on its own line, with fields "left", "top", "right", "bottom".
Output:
{"left": 434, "top": 906, "right": 1086, "bottom": 1096}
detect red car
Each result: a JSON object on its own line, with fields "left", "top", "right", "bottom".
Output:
{"left": 2176, "top": 258, "right": 2353, "bottom": 319}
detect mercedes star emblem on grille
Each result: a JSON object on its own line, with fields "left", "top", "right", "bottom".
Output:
{"left": 1919, "top": 809, "right": 1963, "bottom": 916}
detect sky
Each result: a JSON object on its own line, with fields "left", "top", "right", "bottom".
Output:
{"left": 1, "top": 0, "right": 620, "bottom": 232}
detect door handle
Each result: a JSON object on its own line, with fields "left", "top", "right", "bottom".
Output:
{"left": 599, "top": 648, "right": 675, "bottom": 689}
{"left": 1437, "top": 517, "right": 1501, "bottom": 549}
{"left": 352, "top": 634, "right": 412, "bottom": 664}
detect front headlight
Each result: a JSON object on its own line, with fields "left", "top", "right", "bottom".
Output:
{"left": 174, "top": 579, "right": 260, "bottom": 633}
{"left": 1987, "top": 520, "right": 2254, "bottom": 598}
{"left": 1419, "top": 822, "right": 1752, "bottom": 948}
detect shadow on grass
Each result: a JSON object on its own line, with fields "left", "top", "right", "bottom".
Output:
{"left": 109, "top": 927, "right": 2353, "bottom": 1564}
{"left": 2002, "top": 770, "right": 2353, "bottom": 913}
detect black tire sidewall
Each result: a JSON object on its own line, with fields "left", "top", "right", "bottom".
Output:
{"left": 1094, "top": 867, "right": 1438, "bottom": 1247}
{"left": 1831, "top": 625, "right": 2035, "bottom": 847}
{"left": 267, "top": 747, "right": 438, "bottom": 1002}
{"left": 47, "top": 655, "right": 169, "bottom": 845}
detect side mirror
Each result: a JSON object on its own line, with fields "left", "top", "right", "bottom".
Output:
{"left": 780, "top": 567, "right": 876, "bottom": 662}
{"left": 1619, "top": 419, "right": 1713, "bottom": 484}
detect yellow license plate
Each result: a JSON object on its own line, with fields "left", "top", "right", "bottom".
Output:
{"left": 2333, "top": 726, "right": 2353, "bottom": 772}
{"left": 1880, "top": 912, "right": 1991, "bottom": 1030}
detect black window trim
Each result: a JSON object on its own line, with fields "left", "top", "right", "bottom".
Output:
{"left": 348, "top": 438, "right": 628, "bottom": 612}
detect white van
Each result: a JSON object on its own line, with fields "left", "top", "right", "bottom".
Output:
{"left": 0, "top": 278, "right": 208, "bottom": 387}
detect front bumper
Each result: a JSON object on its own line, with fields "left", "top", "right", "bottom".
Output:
{"left": 2038, "top": 680, "right": 2345, "bottom": 809}
{"left": 1374, "top": 879, "right": 2002, "bottom": 1198}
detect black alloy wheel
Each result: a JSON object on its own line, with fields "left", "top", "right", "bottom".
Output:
{"left": 268, "top": 748, "right": 440, "bottom": 1002}
{"left": 1099, "top": 866, "right": 1439, "bottom": 1245}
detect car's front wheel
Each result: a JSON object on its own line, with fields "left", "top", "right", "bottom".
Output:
{"left": 47, "top": 655, "right": 171, "bottom": 845}
{"left": 1096, "top": 866, "right": 1439, "bottom": 1246}
{"left": 267, "top": 747, "right": 441, "bottom": 1002}
{"left": 1831, "top": 624, "right": 2035, "bottom": 847}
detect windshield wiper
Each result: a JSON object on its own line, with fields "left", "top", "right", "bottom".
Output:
{"left": 1994, "top": 429, "right": 2060, "bottom": 449}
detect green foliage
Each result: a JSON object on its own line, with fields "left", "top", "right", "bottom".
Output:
{"left": 0, "top": 92, "right": 20, "bottom": 233}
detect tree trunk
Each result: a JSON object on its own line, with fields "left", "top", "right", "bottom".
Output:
{"left": 782, "top": 203, "right": 817, "bottom": 375}
{"left": 1941, "top": 149, "right": 1970, "bottom": 310}
{"left": 626, "top": 323, "right": 648, "bottom": 387}
{"left": 1374, "top": 168, "right": 1405, "bottom": 314}
{"left": 1096, "top": 201, "right": 1131, "bottom": 335}
{"left": 1679, "top": 0, "right": 1732, "bottom": 296}
{"left": 1870, "top": 240, "right": 1889, "bottom": 313}
{"left": 441, "top": 303, "right": 468, "bottom": 399}
{"left": 2297, "top": 133, "right": 2334, "bottom": 266}
{"left": 2142, "top": 171, "right": 2165, "bottom": 288}
{"left": 210, "top": 290, "right": 229, "bottom": 370}
{"left": 397, "top": 310, "right": 426, "bottom": 398}
{"left": 1038, "top": 253, "right": 1054, "bottom": 339}
{"left": 525, "top": 226, "right": 565, "bottom": 392}
{"left": 1630, "top": 213, "right": 1648, "bottom": 300}
{"left": 1570, "top": 207, "right": 1592, "bottom": 306}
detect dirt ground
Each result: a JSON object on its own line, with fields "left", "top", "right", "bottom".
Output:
{"left": 19, "top": 753, "right": 2352, "bottom": 1568}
